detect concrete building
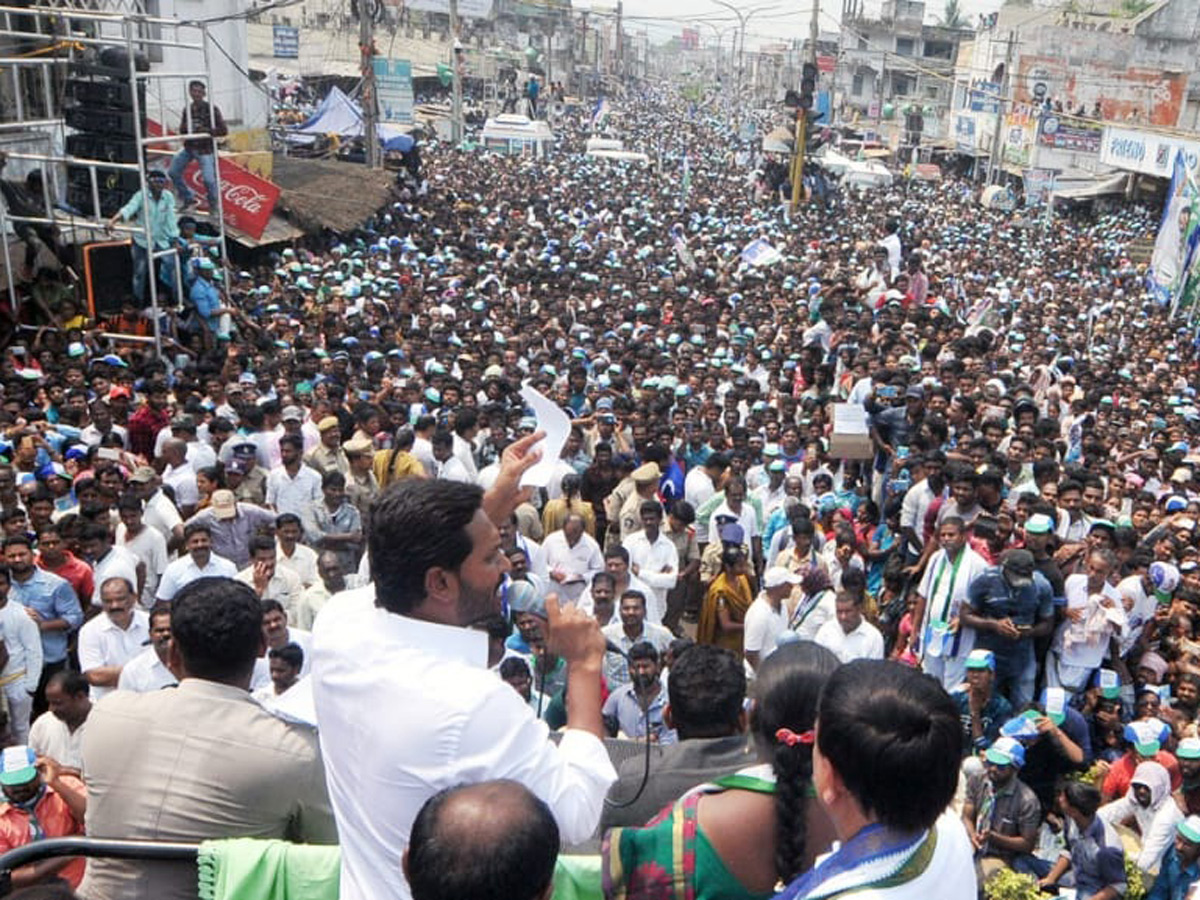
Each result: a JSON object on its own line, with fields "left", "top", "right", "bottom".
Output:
{"left": 952, "top": 0, "right": 1200, "bottom": 180}
{"left": 835, "top": 0, "right": 971, "bottom": 142}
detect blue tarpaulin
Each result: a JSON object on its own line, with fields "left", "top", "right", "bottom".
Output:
{"left": 290, "top": 86, "right": 413, "bottom": 151}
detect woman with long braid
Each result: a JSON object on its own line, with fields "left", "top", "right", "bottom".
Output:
{"left": 601, "top": 642, "right": 839, "bottom": 899}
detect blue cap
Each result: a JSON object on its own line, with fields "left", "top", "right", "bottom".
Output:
{"left": 1125, "top": 718, "right": 1169, "bottom": 756}
{"left": 985, "top": 736, "right": 1025, "bottom": 768}
{"left": 0, "top": 746, "right": 37, "bottom": 786}
{"left": 964, "top": 649, "right": 995, "bottom": 671}
{"left": 1000, "top": 711, "right": 1041, "bottom": 740}
{"left": 1041, "top": 687, "right": 1068, "bottom": 725}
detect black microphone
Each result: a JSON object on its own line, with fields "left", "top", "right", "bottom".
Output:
{"left": 605, "top": 640, "right": 629, "bottom": 658}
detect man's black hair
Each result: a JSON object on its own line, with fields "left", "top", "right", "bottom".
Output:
{"left": 1060, "top": 780, "right": 1101, "bottom": 818}
{"left": 171, "top": 578, "right": 263, "bottom": 684}
{"left": 628, "top": 641, "right": 659, "bottom": 664}
{"left": 666, "top": 644, "right": 745, "bottom": 739}
{"left": 248, "top": 534, "right": 276, "bottom": 556}
{"left": 369, "top": 479, "right": 483, "bottom": 615}
{"left": 183, "top": 521, "right": 212, "bottom": 541}
{"left": 498, "top": 657, "right": 531, "bottom": 680}
{"left": 46, "top": 668, "right": 89, "bottom": 697}
{"left": 268, "top": 641, "right": 305, "bottom": 670}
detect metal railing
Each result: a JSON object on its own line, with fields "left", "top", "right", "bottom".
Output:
{"left": 0, "top": 4, "right": 233, "bottom": 360}
{"left": 0, "top": 836, "right": 198, "bottom": 896}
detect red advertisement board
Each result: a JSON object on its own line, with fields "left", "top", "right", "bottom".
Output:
{"left": 179, "top": 156, "right": 280, "bottom": 240}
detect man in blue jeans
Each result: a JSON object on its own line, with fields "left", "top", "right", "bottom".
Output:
{"left": 962, "top": 549, "right": 1055, "bottom": 709}
{"left": 106, "top": 169, "right": 179, "bottom": 308}
{"left": 168, "top": 80, "right": 226, "bottom": 213}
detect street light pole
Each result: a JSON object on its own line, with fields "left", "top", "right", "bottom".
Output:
{"left": 450, "top": 0, "right": 463, "bottom": 145}
{"left": 708, "top": 0, "right": 777, "bottom": 133}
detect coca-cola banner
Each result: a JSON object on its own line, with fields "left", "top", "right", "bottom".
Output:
{"left": 181, "top": 157, "right": 280, "bottom": 240}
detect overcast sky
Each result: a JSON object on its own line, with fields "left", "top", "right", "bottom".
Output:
{"left": 592, "top": 0, "right": 1007, "bottom": 47}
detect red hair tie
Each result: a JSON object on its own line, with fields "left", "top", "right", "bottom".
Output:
{"left": 776, "top": 728, "right": 815, "bottom": 747}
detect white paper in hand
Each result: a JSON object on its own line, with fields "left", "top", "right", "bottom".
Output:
{"left": 518, "top": 384, "right": 571, "bottom": 489}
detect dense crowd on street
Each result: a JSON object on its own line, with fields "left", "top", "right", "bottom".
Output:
{"left": 0, "top": 81, "right": 1198, "bottom": 900}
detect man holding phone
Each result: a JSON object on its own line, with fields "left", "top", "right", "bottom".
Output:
{"left": 962, "top": 549, "right": 1056, "bottom": 709}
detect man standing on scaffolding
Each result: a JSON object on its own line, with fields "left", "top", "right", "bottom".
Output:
{"left": 168, "top": 80, "right": 227, "bottom": 214}
{"left": 106, "top": 168, "right": 179, "bottom": 313}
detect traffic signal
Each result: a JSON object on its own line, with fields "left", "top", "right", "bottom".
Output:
{"left": 799, "top": 62, "right": 817, "bottom": 110}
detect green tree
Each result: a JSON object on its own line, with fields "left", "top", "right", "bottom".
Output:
{"left": 942, "top": 0, "right": 966, "bottom": 27}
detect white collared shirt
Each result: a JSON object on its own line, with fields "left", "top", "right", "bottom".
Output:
{"left": 436, "top": 455, "right": 473, "bottom": 484}
{"left": 163, "top": 461, "right": 199, "bottom": 510}
{"left": 541, "top": 529, "right": 605, "bottom": 602}
{"left": 91, "top": 546, "right": 141, "bottom": 607}
{"left": 621, "top": 531, "right": 679, "bottom": 624}
{"left": 276, "top": 543, "right": 319, "bottom": 588}
{"left": 143, "top": 490, "right": 183, "bottom": 548}
{"left": 78, "top": 608, "right": 150, "bottom": 701}
{"left": 29, "top": 710, "right": 87, "bottom": 770}
{"left": 155, "top": 552, "right": 238, "bottom": 602}
{"left": 251, "top": 628, "right": 313, "bottom": 691}
{"left": 814, "top": 616, "right": 885, "bottom": 664}
{"left": 265, "top": 464, "right": 323, "bottom": 518}
{"left": 117, "top": 645, "right": 177, "bottom": 693}
{"left": 236, "top": 564, "right": 306, "bottom": 620}
{"left": 743, "top": 594, "right": 789, "bottom": 664}
{"left": 312, "top": 586, "right": 617, "bottom": 900}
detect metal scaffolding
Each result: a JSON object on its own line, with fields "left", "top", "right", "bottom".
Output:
{"left": 0, "top": 2, "right": 231, "bottom": 359}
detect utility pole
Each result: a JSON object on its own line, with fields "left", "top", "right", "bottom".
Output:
{"left": 360, "top": 0, "right": 379, "bottom": 168}
{"left": 579, "top": 9, "right": 588, "bottom": 102}
{"left": 809, "top": 0, "right": 819, "bottom": 77}
{"left": 790, "top": 0, "right": 820, "bottom": 211}
{"left": 988, "top": 29, "right": 1014, "bottom": 185}
{"left": 615, "top": 1, "right": 623, "bottom": 84}
{"left": 449, "top": 0, "right": 463, "bottom": 143}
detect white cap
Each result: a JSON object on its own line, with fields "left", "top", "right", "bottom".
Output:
{"left": 763, "top": 566, "right": 802, "bottom": 589}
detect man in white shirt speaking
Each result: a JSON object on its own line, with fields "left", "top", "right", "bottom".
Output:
{"left": 312, "top": 432, "right": 616, "bottom": 900}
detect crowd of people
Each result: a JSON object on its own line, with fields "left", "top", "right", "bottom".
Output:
{"left": 0, "top": 80, "right": 1197, "bottom": 900}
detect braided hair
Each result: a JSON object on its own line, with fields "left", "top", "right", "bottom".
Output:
{"left": 749, "top": 641, "right": 840, "bottom": 885}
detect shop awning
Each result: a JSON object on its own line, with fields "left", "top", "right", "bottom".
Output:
{"left": 226, "top": 214, "right": 305, "bottom": 248}
{"left": 1051, "top": 171, "right": 1128, "bottom": 200}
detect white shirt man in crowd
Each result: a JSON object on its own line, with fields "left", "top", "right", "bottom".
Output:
{"left": 912, "top": 516, "right": 990, "bottom": 692}
{"left": 252, "top": 600, "right": 312, "bottom": 691}
{"left": 684, "top": 453, "right": 728, "bottom": 545}
{"left": 117, "top": 604, "right": 177, "bottom": 693}
{"left": 601, "top": 589, "right": 674, "bottom": 689}
{"left": 621, "top": 501, "right": 679, "bottom": 626}
{"left": 0, "top": 565, "right": 44, "bottom": 743}
{"left": 115, "top": 496, "right": 168, "bottom": 609}
{"left": 542, "top": 514, "right": 604, "bottom": 603}
{"left": 29, "top": 668, "right": 91, "bottom": 770}
{"left": 156, "top": 523, "right": 237, "bottom": 603}
{"left": 275, "top": 513, "right": 318, "bottom": 589}
{"left": 266, "top": 434, "right": 323, "bottom": 518}
{"left": 79, "top": 577, "right": 150, "bottom": 702}
{"left": 160, "top": 439, "right": 199, "bottom": 517}
{"left": 1050, "top": 548, "right": 1127, "bottom": 693}
{"left": 236, "top": 536, "right": 305, "bottom": 622}
{"left": 744, "top": 566, "right": 798, "bottom": 670}
{"left": 128, "top": 467, "right": 184, "bottom": 554}
{"left": 815, "top": 591, "right": 885, "bottom": 664}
